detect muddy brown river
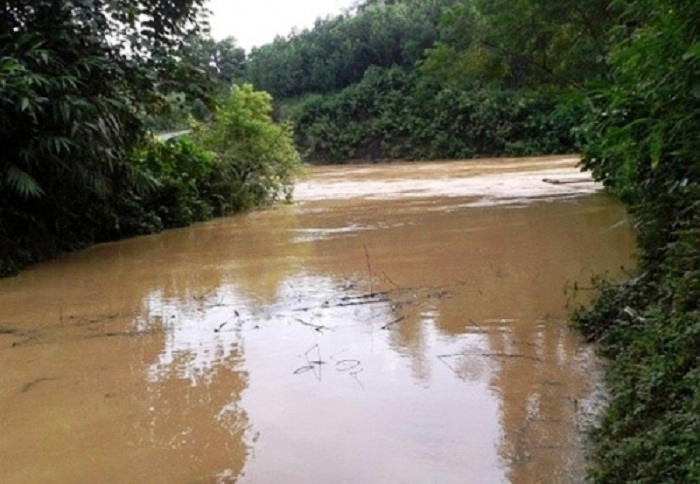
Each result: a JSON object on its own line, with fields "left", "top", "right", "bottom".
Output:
{"left": 0, "top": 156, "right": 635, "bottom": 483}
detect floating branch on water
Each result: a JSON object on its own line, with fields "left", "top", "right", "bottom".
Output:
{"left": 84, "top": 330, "right": 154, "bottom": 339}
{"left": 290, "top": 281, "right": 460, "bottom": 321}
{"left": 542, "top": 177, "right": 592, "bottom": 185}
{"left": 437, "top": 351, "right": 542, "bottom": 371}
{"left": 295, "top": 318, "right": 328, "bottom": 333}
{"left": 11, "top": 335, "right": 39, "bottom": 347}
{"left": 363, "top": 244, "right": 375, "bottom": 296}
{"left": 192, "top": 285, "right": 218, "bottom": 301}
{"left": 22, "top": 377, "right": 59, "bottom": 393}
{"left": 381, "top": 316, "right": 406, "bottom": 330}
{"left": 481, "top": 352, "right": 542, "bottom": 362}
{"left": 381, "top": 271, "right": 402, "bottom": 290}
{"left": 293, "top": 344, "right": 325, "bottom": 381}
{"left": 214, "top": 321, "right": 229, "bottom": 333}
{"left": 66, "top": 313, "right": 120, "bottom": 327}
{"left": 336, "top": 360, "right": 362, "bottom": 372}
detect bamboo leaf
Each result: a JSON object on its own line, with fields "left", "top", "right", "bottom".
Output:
{"left": 5, "top": 166, "right": 44, "bottom": 198}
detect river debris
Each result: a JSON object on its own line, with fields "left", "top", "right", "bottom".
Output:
{"left": 22, "top": 377, "right": 60, "bottom": 393}
{"left": 542, "top": 177, "right": 592, "bottom": 185}
{"left": 1, "top": 325, "right": 39, "bottom": 347}
{"left": 437, "top": 350, "right": 543, "bottom": 377}
{"left": 295, "top": 318, "right": 329, "bottom": 333}
{"left": 381, "top": 316, "right": 406, "bottom": 330}
{"left": 294, "top": 344, "right": 325, "bottom": 380}
{"left": 294, "top": 345, "right": 365, "bottom": 388}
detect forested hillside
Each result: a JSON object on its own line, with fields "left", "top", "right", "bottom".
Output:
{"left": 244, "top": 0, "right": 612, "bottom": 162}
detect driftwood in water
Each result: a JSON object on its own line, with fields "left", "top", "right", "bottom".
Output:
{"left": 542, "top": 177, "right": 591, "bottom": 185}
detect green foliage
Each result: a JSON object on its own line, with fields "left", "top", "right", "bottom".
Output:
{"left": 195, "top": 84, "right": 300, "bottom": 210}
{"left": 246, "top": 0, "right": 602, "bottom": 163}
{"left": 0, "top": 0, "right": 214, "bottom": 276}
{"left": 570, "top": 0, "right": 700, "bottom": 480}
{"left": 289, "top": 67, "right": 585, "bottom": 162}
{"left": 245, "top": 0, "right": 459, "bottom": 99}
{"left": 190, "top": 36, "right": 247, "bottom": 86}
{"left": 130, "top": 137, "right": 216, "bottom": 228}
{"left": 572, "top": 249, "right": 700, "bottom": 482}
{"left": 142, "top": 35, "right": 248, "bottom": 132}
{"left": 0, "top": 0, "right": 212, "bottom": 198}
{"left": 0, "top": 2, "right": 301, "bottom": 277}
{"left": 421, "top": 0, "right": 615, "bottom": 89}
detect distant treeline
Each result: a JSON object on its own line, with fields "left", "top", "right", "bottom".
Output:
{"left": 242, "top": 0, "right": 612, "bottom": 162}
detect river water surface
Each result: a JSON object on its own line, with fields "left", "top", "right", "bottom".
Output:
{"left": 0, "top": 156, "right": 635, "bottom": 483}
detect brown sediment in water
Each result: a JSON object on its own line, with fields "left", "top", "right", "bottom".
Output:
{"left": 0, "top": 156, "right": 635, "bottom": 483}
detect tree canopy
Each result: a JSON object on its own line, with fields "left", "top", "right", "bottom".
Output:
{"left": 245, "top": 0, "right": 460, "bottom": 99}
{"left": 0, "top": 1, "right": 299, "bottom": 276}
{"left": 0, "top": 0, "right": 211, "bottom": 200}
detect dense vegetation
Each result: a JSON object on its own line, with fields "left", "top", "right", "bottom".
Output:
{"left": 0, "top": 0, "right": 298, "bottom": 276}
{"left": 245, "top": 0, "right": 611, "bottom": 162}
{"left": 571, "top": 0, "right": 700, "bottom": 480}
{"left": 286, "top": 68, "right": 585, "bottom": 161}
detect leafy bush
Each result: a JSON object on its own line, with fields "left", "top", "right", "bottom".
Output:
{"left": 130, "top": 137, "right": 216, "bottom": 228}
{"left": 1, "top": 83, "right": 301, "bottom": 276}
{"left": 0, "top": 0, "right": 211, "bottom": 276}
{"left": 195, "top": 84, "right": 301, "bottom": 211}
{"left": 570, "top": 0, "right": 700, "bottom": 480}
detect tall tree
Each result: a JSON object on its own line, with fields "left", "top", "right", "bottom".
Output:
{"left": 0, "top": 0, "right": 211, "bottom": 200}
{"left": 0, "top": 0, "right": 212, "bottom": 274}
{"left": 421, "top": 0, "right": 616, "bottom": 88}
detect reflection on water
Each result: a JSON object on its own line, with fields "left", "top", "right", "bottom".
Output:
{"left": 0, "top": 156, "right": 635, "bottom": 483}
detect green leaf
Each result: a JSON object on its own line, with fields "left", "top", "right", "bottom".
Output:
{"left": 5, "top": 166, "right": 44, "bottom": 198}
{"left": 649, "top": 129, "right": 663, "bottom": 170}
{"left": 681, "top": 41, "right": 700, "bottom": 61}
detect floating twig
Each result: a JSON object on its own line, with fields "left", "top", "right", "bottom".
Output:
{"left": 381, "top": 316, "right": 406, "bottom": 330}
{"left": 542, "top": 177, "right": 591, "bottom": 185}
{"left": 295, "top": 318, "right": 328, "bottom": 332}
{"left": 22, "top": 377, "right": 59, "bottom": 393}
{"left": 336, "top": 360, "right": 362, "bottom": 372}
{"left": 293, "top": 344, "right": 325, "bottom": 381}
{"left": 363, "top": 244, "right": 374, "bottom": 296}
{"left": 214, "top": 321, "right": 229, "bottom": 333}
{"left": 381, "top": 271, "right": 402, "bottom": 290}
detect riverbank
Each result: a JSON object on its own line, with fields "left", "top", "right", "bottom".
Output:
{"left": 572, "top": 189, "right": 700, "bottom": 481}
